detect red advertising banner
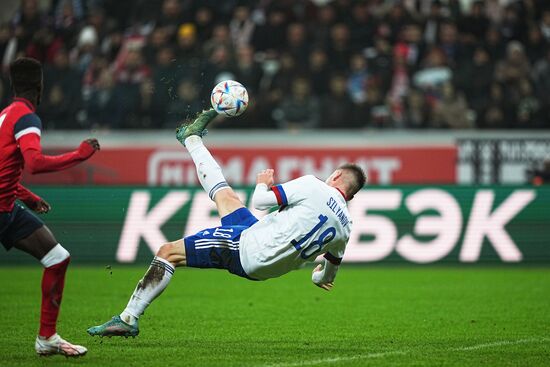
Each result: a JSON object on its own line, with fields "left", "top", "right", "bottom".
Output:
{"left": 23, "top": 146, "right": 457, "bottom": 185}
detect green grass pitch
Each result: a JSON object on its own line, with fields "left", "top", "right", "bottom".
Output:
{"left": 1, "top": 266, "right": 549, "bottom": 366}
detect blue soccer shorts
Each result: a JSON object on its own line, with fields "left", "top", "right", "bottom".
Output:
{"left": 184, "top": 207, "right": 259, "bottom": 280}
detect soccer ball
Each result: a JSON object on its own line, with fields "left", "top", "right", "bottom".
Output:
{"left": 210, "top": 80, "right": 249, "bottom": 117}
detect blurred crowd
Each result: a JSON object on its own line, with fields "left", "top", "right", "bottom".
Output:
{"left": 1, "top": 0, "right": 550, "bottom": 130}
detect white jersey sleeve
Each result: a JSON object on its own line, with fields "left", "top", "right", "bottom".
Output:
{"left": 239, "top": 175, "right": 352, "bottom": 280}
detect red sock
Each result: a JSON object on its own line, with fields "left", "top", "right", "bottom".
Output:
{"left": 39, "top": 257, "right": 70, "bottom": 338}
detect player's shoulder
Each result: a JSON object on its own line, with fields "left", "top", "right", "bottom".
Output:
{"left": 1, "top": 99, "right": 40, "bottom": 127}
{"left": 299, "top": 175, "right": 324, "bottom": 184}
{"left": 13, "top": 112, "right": 42, "bottom": 140}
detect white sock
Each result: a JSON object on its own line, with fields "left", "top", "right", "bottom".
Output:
{"left": 120, "top": 257, "right": 175, "bottom": 325}
{"left": 40, "top": 244, "right": 70, "bottom": 267}
{"left": 185, "top": 135, "right": 230, "bottom": 200}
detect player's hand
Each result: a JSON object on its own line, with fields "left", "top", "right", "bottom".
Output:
{"left": 312, "top": 264, "right": 334, "bottom": 291}
{"left": 78, "top": 138, "right": 100, "bottom": 159}
{"left": 256, "top": 169, "right": 275, "bottom": 187}
{"left": 32, "top": 198, "right": 51, "bottom": 214}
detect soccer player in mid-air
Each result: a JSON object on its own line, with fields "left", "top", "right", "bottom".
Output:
{"left": 0, "top": 57, "right": 100, "bottom": 356}
{"left": 87, "top": 109, "right": 365, "bottom": 338}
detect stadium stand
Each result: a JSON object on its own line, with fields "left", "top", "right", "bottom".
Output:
{"left": 1, "top": 0, "right": 549, "bottom": 130}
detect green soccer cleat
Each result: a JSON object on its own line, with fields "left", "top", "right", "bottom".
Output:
{"left": 87, "top": 316, "right": 139, "bottom": 338}
{"left": 175, "top": 109, "right": 219, "bottom": 146}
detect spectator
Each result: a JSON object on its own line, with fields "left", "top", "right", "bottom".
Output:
{"left": 25, "top": 27, "right": 64, "bottom": 64}
{"left": 423, "top": 0, "right": 446, "bottom": 45}
{"left": 203, "top": 24, "right": 233, "bottom": 59}
{"left": 532, "top": 49, "right": 550, "bottom": 127}
{"left": 165, "top": 79, "right": 202, "bottom": 127}
{"left": 326, "top": 23, "right": 351, "bottom": 71}
{"left": 414, "top": 47, "right": 451, "bottom": 92}
{"left": 530, "top": 159, "right": 550, "bottom": 185}
{"left": 367, "top": 37, "right": 393, "bottom": 93}
{"left": 515, "top": 79, "right": 541, "bottom": 128}
{"left": 308, "top": 48, "right": 330, "bottom": 96}
{"left": 495, "top": 41, "right": 531, "bottom": 86}
{"left": 71, "top": 25, "right": 98, "bottom": 73}
{"left": 252, "top": 8, "right": 287, "bottom": 52}
{"left": 229, "top": 5, "right": 255, "bottom": 49}
{"left": 11, "top": 0, "right": 45, "bottom": 51}
{"left": 151, "top": 46, "right": 177, "bottom": 127}
{"left": 349, "top": 1, "right": 376, "bottom": 50}
{"left": 202, "top": 45, "right": 236, "bottom": 100}
{"left": 320, "top": 74, "right": 355, "bottom": 129}
{"left": 309, "top": 4, "right": 335, "bottom": 46}
{"left": 285, "top": 23, "right": 309, "bottom": 66}
{"left": 458, "top": 47, "right": 494, "bottom": 116}
{"left": 388, "top": 46, "right": 410, "bottom": 126}
{"left": 401, "top": 23, "right": 426, "bottom": 70}
{"left": 194, "top": 7, "right": 215, "bottom": 43}
{"left": 86, "top": 69, "right": 120, "bottom": 128}
{"left": 156, "top": 0, "right": 183, "bottom": 39}
{"left": 484, "top": 27, "right": 506, "bottom": 61}
{"left": 53, "top": 0, "right": 85, "bottom": 45}
{"left": 113, "top": 48, "right": 151, "bottom": 128}
{"left": 403, "top": 89, "right": 430, "bottom": 128}
{"left": 525, "top": 25, "right": 548, "bottom": 64}
{"left": 431, "top": 82, "right": 471, "bottom": 128}
{"left": 347, "top": 53, "right": 369, "bottom": 104}
{"left": 384, "top": 3, "right": 411, "bottom": 43}
{"left": 458, "top": 0, "right": 489, "bottom": 43}
{"left": 478, "top": 82, "right": 508, "bottom": 128}
{"left": 540, "top": 9, "right": 550, "bottom": 43}
{"left": 234, "top": 45, "right": 262, "bottom": 95}
{"left": 40, "top": 48, "right": 82, "bottom": 128}
{"left": 143, "top": 27, "right": 169, "bottom": 66}
{"left": 274, "top": 77, "right": 320, "bottom": 130}
{"left": 500, "top": 4, "right": 524, "bottom": 42}
{"left": 437, "top": 22, "right": 463, "bottom": 68}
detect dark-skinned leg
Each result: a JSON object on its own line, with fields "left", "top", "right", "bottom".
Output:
{"left": 14, "top": 225, "right": 71, "bottom": 339}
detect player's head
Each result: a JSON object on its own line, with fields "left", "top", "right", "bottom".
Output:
{"left": 326, "top": 163, "right": 366, "bottom": 201}
{"left": 9, "top": 57, "right": 43, "bottom": 105}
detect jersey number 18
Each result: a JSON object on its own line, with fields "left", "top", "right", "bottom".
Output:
{"left": 291, "top": 215, "right": 336, "bottom": 259}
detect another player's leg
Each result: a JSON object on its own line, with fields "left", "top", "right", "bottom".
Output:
{"left": 13, "top": 226, "right": 87, "bottom": 357}
{"left": 87, "top": 239, "right": 185, "bottom": 337}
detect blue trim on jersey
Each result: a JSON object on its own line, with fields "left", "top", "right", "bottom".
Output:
{"left": 13, "top": 113, "right": 42, "bottom": 135}
{"left": 273, "top": 184, "right": 288, "bottom": 206}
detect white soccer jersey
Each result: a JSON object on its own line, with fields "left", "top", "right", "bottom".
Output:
{"left": 239, "top": 175, "right": 352, "bottom": 280}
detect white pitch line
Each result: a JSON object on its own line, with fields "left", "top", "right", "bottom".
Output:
{"left": 260, "top": 337, "right": 550, "bottom": 367}
{"left": 454, "top": 337, "right": 550, "bottom": 351}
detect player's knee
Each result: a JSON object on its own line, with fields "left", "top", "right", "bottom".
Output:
{"left": 40, "top": 244, "right": 70, "bottom": 268}
{"left": 214, "top": 188, "right": 240, "bottom": 204}
{"left": 156, "top": 242, "right": 173, "bottom": 260}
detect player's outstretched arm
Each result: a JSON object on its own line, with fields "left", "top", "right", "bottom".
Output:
{"left": 18, "top": 135, "right": 100, "bottom": 174}
{"left": 252, "top": 169, "right": 279, "bottom": 210}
